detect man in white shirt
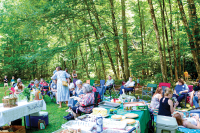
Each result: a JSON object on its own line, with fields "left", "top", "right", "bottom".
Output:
{"left": 119, "top": 77, "right": 135, "bottom": 95}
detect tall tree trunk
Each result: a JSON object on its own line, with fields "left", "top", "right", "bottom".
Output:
{"left": 109, "top": 0, "right": 126, "bottom": 80}
{"left": 177, "top": 0, "right": 200, "bottom": 78}
{"left": 159, "top": 0, "right": 167, "bottom": 78}
{"left": 84, "top": 0, "right": 117, "bottom": 78}
{"left": 121, "top": 0, "right": 129, "bottom": 80}
{"left": 163, "top": 0, "right": 173, "bottom": 82}
{"left": 84, "top": 2, "right": 106, "bottom": 79}
{"left": 169, "top": 0, "right": 178, "bottom": 81}
{"left": 148, "top": 0, "right": 167, "bottom": 82}
{"left": 177, "top": 16, "right": 181, "bottom": 77}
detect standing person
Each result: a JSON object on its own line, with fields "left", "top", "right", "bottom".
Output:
{"left": 3, "top": 76, "right": 9, "bottom": 89}
{"left": 65, "top": 68, "right": 71, "bottom": 80}
{"left": 137, "top": 77, "right": 140, "bottom": 87}
{"left": 184, "top": 70, "right": 189, "bottom": 81}
{"left": 72, "top": 70, "right": 78, "bottom": 85}
{"left": 51, "top": 66, "right": 70, "bottom": 108}
{"left": 173, "top": 79, "right": 189, "bottom": 107}
{"left": 10, "top": 76, "right": 15, "bottom": 86}
{"left": 158, "top": 88, "right": 179, "bottom": 116}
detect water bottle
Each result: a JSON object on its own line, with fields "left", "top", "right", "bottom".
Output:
{"left": 96, "top": 115, "right": 103, "bottom": 133}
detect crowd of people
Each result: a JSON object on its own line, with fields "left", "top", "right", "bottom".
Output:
{"left": 149, "top": 78, "right": 200, "bottom": 129}
{"left": 2, "top": 69, "right": 200, "bottom": 129}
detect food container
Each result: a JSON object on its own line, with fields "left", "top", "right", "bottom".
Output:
{"left": 61, "top": 120, "right": 95, "bottom": 131}
{"left": 123, "top": 102, "right": 147, "bottom": 111}
{"left": 99, "top": 101, "right": 121, "bottom": 108}
{"left": 103, "top": 119, "right": 127, "bottom": 130}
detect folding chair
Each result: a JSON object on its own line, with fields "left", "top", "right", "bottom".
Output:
{"left": 95, "top": 80, "right": 105, "bottom": 101}
{"left": 142, "top": 84, "right": 157, "bottom": 100}
{"left": 159, "top": 82, "right": 171, "bottom": 97}
{"left": 90, "top": 80, "right": 95, "bottom": 86}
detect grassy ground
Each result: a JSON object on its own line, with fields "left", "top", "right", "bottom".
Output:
{"left": 0, "top": 84, "right": 188, "bottom": 133}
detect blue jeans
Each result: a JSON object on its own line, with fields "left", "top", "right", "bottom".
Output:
{"left": 102, "top": 85, "right": 112, "bottom": 94}
{"left": 119, "top": 86, "right": 134, "bottom": 94}
{"left": 193, "top": 96, "right": 199, "bottom": 108}
{"left": 173, "top": 94, "right": 186, "bottom": 106}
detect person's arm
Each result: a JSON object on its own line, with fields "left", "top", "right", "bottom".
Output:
{"left": 168, "top": 99, "right": 178, "bottom": 114}
{"left": 185, "top": 120, "right": 200, "bottom": 129}
{"left": 158, "top": 94, "right": 162, "bottom": 101}
{"left": 180, "top": 84, "right": 189, "bottom": 94}
{"left": 51, "top": 73, "right": 57, "bottom": 80}
{"left": 190, "top": 91, "right": 195, "bottom": 105}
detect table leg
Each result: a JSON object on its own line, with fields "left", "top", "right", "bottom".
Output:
{"left": 24, "top": 116, "right": 26, "bottom": 129}
{"left": 29, "top": 115, "right": 31, "bottom": 130}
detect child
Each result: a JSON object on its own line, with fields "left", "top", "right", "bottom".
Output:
{"left": 137, "top": 77, "right": 140, "bottom": 87}
{"left": 10, "top": 76, "right": 15, "bottom": 86}
{"left": 3, "top": 76, "right": 9, "bottom": 89}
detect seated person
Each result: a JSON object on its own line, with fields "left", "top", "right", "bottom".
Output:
{"left": 119, "top": 77, "right": 135, "bottom": 95}
{"left": 28, "top": 80, "right": 34, "bottom": 90}
{"left": 103, "top": 75, "right": 114, "bottom": 93}
{"left": 150, "top": 87, "right": 163, "bottom": 110}
{"left": 14, "top": 81, "right": 25, "bottom": 95}
{"left": 47, "top": 80, "right": 58, "bottom": 103}
{"left": 173, "top": 79, "right": 189, "bottom": 107}
{"left": 39, "top": 78, "right": 49, "bottom": 89}
{"left": 65, "top": 84, "right": 95, "bottom": 119}
{"left": 73, "top": 80, "right": 84, "bottom": 97}
{"left": 173, "top": 112, "right": 200, "bottom": 129}
{"left": 158, "top": 88, "right": 179, "bottom": 116}
{"left": 190, "top": 83, "right": 200, "bottom": 108}
{"left": 68, "top": 78, "right": 75, "bottom": 96}
{"left": 33, "top": 80, "right": 42, "bottom": 90}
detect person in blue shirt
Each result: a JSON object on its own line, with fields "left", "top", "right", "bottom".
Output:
{"left": 10, "top": 76, "right": 15, "bottom": 86}
{"left": 102, "top": 75, "right": 114, "bottom": 94}
{"left": 190, "top": 83, "right": 200, "bottom": 108}
{"left": 172, "top": 79, "right": 189, "bottom": 107}
{"left": 73, "top": 80, "right": 84, "bottom": 97}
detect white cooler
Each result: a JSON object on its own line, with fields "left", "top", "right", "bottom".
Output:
{"left": 156, "top": 115, "right": 178, "bottom": 133}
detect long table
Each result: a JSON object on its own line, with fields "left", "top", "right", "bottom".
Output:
{"left": 0, "top": 100, "right": 46, "bottom": 126}
{"left": 106, "top": 105, "right": 150, "bottom": 133}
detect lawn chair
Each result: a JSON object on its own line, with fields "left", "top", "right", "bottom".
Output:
{"left": 174, "top": 85, "right": 189, "bottom": 108}
{"left": 187, "top": 85, "right": 193, "bottom": 106}
{"left": 95, "top": 80, "right": 105, "bottom": 101}
{"left": 142, "top": 84, "right": 157, "bottom": 100}
{"left": 80, "top": 92, "right": 99, "bottom": 115}
{"left": 159, "top": 83, "right": 171, "bottom": 97}
{"left": 90, "top": 80, "right": 95, "bottom": 86}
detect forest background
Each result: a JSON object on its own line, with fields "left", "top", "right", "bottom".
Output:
{"left": 0, "top": 0, "right": 199, "bottom": 85}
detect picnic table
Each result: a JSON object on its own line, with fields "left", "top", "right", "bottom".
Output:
{"left": 0, "top": 100, "right": 46, "bottom": 127}
{"left": 106, "top": 104, "right": 151, "bottom": 133}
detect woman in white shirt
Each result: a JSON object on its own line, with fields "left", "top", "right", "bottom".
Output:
{"left": 14, "top": 81, "right": 25, "bottom": 94}
{"left": 119, "top": 77, "right": 135, "bottom": 95}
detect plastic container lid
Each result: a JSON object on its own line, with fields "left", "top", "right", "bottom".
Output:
{"left": 30, "top": 111, "right": 48, "bottom": 116}
{"left": 156, "top": 115, "right": 178, "bottom": 129}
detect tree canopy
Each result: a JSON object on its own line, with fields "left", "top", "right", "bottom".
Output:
{"left": 0, "top": 0, "right": 199, "bottom": 83}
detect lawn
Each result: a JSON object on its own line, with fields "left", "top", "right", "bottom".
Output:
{"left": 0, "top": 84, "right": 185, "bottom": 133}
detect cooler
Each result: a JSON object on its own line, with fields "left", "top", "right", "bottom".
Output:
{"left": 156, "top": 115, "right": 178, "bottom": 133}
{"left": 25, "top": 111, "right": 49, "bottom": 127}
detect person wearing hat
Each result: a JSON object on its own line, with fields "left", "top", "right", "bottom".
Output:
{"left": 28, "top": 80, "right": 35, "bottom": 90}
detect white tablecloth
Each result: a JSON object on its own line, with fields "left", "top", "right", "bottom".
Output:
{"left": 0, "top": 100, "right": 46, "bottom": 126}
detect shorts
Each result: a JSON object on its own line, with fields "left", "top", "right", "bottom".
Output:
{"left": 4, "top": 83, "right": 8, "bottom": 86}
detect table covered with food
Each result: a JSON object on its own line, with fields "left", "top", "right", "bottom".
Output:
{"left": 53, "top": 95, "right": 150, "bottom": 133}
